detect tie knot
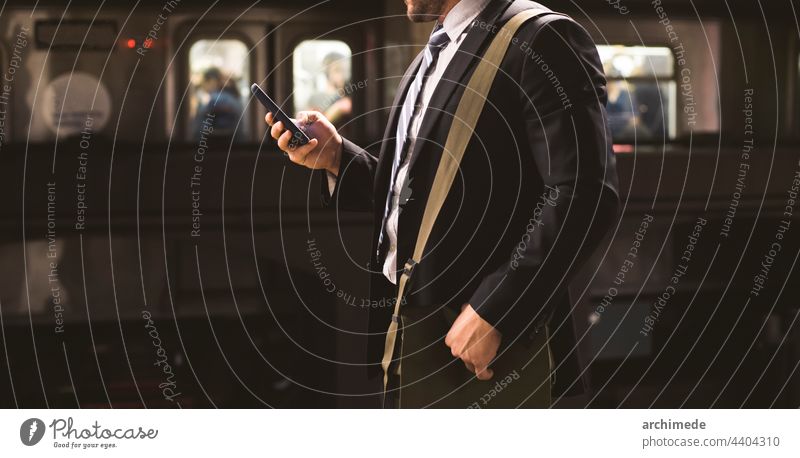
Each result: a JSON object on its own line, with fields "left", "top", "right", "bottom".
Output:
{"left": 427, "top": 24, "right": 450, "bottom": 52}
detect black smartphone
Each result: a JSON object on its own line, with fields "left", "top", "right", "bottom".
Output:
{"left": 250, "top": 83, "right": 310, "bottom": 147}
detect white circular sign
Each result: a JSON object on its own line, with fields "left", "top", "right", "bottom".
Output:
{"left": 41, "top": 72, "right": 111, "bottom": 137}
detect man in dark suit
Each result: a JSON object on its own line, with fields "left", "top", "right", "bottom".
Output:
{"left": 266, "top": 0, "right": 619, "bottom": 407}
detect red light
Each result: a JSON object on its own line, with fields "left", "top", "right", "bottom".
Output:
{"left": 126, "top": 39, "right": 136, "bottom": 49}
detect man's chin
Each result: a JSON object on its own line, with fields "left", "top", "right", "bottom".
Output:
{"left": 406, "top": 8, "right": 438, "bottom": 23}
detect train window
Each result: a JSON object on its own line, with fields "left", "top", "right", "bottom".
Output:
{"left": 187, "top": 39, "right": 250, "bottom": 143}
{"left": 597, "top": 45, "right": 676, "bottom": 143}
{"left": 292, "top": 40, "right": 353, "bottom": 126}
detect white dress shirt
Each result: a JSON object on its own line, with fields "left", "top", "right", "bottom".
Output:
{"left": 329, "top": 0, "right": 492, "bottom": 284}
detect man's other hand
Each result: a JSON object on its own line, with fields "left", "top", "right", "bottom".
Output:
{"left": 444, "top": 304, "right": 502, "bottom": 380}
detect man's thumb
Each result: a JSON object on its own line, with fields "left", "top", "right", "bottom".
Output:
{"left": 297, "top": 111, "right": 319, "bottom": 124}
{"left": 476, "top": 367, "right": 494, "bottom": 380}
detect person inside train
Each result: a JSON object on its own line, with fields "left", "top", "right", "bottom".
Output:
{"left": 306, "top": 52, "right": 353, "bottom": 125}
{"left": 606, "top": 81, "right": 639, "bottom": 140}
{"left": 193, "top": 67, "right": 246, "bottom": 142}
{"left": 631, "top": 84, "right": 665, "bottom": 140}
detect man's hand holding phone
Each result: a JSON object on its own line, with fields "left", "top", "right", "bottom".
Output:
{"left": 265, "top": 111, "right": 342, "bottom": 176}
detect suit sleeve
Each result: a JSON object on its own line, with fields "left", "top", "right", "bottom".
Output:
{"left": 319, "top": 137, "right": 378, "bottom": 212}
{"left": 469, "top": 17, "right": 620, "bottom": 338}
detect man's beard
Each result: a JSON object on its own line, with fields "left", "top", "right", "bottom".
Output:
{"left": 406, "top": 0, "right": 447, "bottom": 23}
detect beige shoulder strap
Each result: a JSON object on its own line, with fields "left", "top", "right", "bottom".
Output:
{"left": 381, "top": 8, "right": 552, "bottom": 397}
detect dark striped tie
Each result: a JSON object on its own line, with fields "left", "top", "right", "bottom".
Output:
{"left": 377, "top": 23, "right": 451, "bottom": 261}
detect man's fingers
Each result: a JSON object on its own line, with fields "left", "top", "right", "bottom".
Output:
{"left": 459, "top": 354, "right": 493, "bottom": 379}
{"left": 282, "top": 138, "right": 320, "bottom": 167}
{"left": 270, "top": 121, "right": 284, "bottom": 140}
{"left": 290, "top": 139, "right": 319, "bottom": 164}
{"left": 475, "top": 366, "right": 494, "bottom": 381}
{"left": 285, "top": 138, "right": 318, "bottom": 157}
{"left": 276, "top": 129, "right": 294, "bottom": 152}
{"left": 265, "top": 112, "right": 274, "bottom": 126}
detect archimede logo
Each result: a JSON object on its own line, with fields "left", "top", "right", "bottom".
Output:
{"left": 20, "top": 418, "right": 45, "bottom": 446}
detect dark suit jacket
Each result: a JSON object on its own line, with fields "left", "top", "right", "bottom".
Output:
{"left": 321, "top": 0, "right": 620, "bottom": 397}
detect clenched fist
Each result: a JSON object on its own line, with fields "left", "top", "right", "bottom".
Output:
{"left": 444, "top": 304, "right": 502, "bottom": 380}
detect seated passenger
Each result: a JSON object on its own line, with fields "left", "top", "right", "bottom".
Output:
{"left": 307, "top": 52, "right": 352, "bottom": 125}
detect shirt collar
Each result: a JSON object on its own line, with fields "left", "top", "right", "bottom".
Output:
{"left": 438, "top": 0, "right": 493, "bottom": 43}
